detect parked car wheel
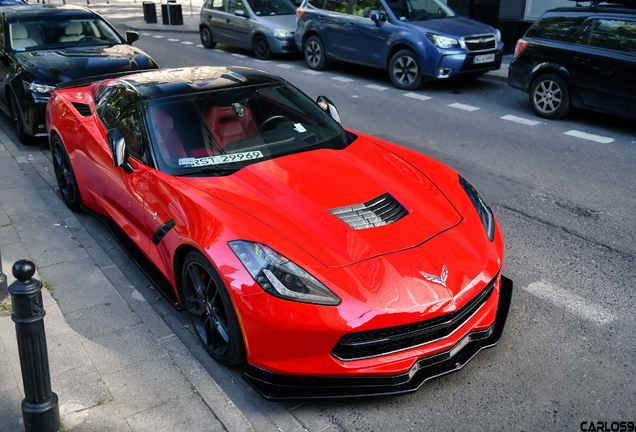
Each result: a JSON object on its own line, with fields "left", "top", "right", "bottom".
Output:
{"left": 51, "top": 135, "right": 82, "bottom": 211}
{"left": 10, "top": 92, "right": 29, "bottom": 143}
{"left": 253, "top": 34, "right": 273, "bottom": 60}
{"left": 304, "top": 36, "right": 327, "bottom": 70}
{"left": 200, "top": 26, "right": 216, "bottom": 49}
{"left": 389, "top": 50, "right": 422, "bottom": 90}
{"left": 529, "top": 73, "right": 570, "bottom": 119}
{"left": 182, "top": 250, "right": 245, "bottom": 366}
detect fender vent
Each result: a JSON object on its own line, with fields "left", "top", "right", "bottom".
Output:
{"left": 328, "top": 193, "right": 408, "bottom": 230}
{"left": 71, "top": 102, "right": 92, "bottom": 117}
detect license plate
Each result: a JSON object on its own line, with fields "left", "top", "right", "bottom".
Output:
{"left": 474, "top": 53, "right": 495, "bottom": 64}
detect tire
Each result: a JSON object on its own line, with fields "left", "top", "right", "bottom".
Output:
{"left": 182, "top": 250, "right": 245, "bottom": 366}
{"left": 304, "top": 35, "right": 327, "bottom": 70}
{"left": 389, "top": 49, "right": 422, "bottom": 90}
{"left": 10, "top": 92, "right": 30, "bottom": 144}
{"left": 200, "top": 26, "right": 216, "bottom": 49}
{"left": 51, "top": 135, "right": 82, "bottom": 212}
{"left": 529, "top": 73, "right": 570, "bottom": 119}
{"left": 253, "top": 34, "right": 272, "bottom": 60}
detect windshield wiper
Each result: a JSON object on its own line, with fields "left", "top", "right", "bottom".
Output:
{"left": 173, "top": 165, "right": 242, "bottom": 177}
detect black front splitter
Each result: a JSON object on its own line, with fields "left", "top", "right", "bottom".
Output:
{"left": 243, "top": 276, "right": 513, "bottom": 400}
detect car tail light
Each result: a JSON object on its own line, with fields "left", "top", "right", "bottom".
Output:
{"left": 296, "top": 8, "right": 304, "bottom": 18}
{"left": 513, "top": 39, "right": 529, "bottom": 58}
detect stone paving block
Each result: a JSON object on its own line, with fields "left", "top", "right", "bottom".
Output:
{"left": 47, "top": 329, "right": 92, "bottom": 373}
{"left": 37, "top": 258, "right": 124, "bottom": 314}
{"left": 81, "top": 324, "right": 169, "bottom": 375}
{"left": 64, "top": 298, "right": 141, "bottom": 339}
{"left": 0, "top": 332, "right": 20, "bottom": 393}
{"left": 53, "top": 364, "right": 112, "bottom": 415}
{"left": 289, "top": 403, "right": 334, "bottom": 432}
{"left": 61, "top": 400, "right": 132, "bottom": 432}
{"left": 0, "top": 224, "right": 19, "bottom": 246}
{"left": 0, "top": 386, "right": 24, "bottom": 432}
{"left": 0, "top": 204, "right": 11, "bottom": 227}
{"left": 103, "top": 359, "right": 193, "bottom": 418}
{"left": 2, "top": 188, "right": 54, "bottom": 217}
{"left": 127, "top": 392, "right": 226, "bottom": 432}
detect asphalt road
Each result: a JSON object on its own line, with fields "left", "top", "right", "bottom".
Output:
{"left": 9, "top": 9, "right": 635, "bottom": 430}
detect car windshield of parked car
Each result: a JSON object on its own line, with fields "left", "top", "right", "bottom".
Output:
{"left": 248, "top": 0, "right": 296, "bottom": 16}
{"left": 385, "top": 0, "right": 455, "bottom": 21}
{"left": 9, "top": 18, "right": 124, "bottom": 51}
{"left": 145, "top": 83, "right": 352, "bottom": 176}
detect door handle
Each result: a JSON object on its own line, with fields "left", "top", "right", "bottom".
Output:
{"left": 318, "top": 15, "right": 326, "bottom": 22}
{"left": 346, "top": 23, "right": 356, "bottom": 29}
{"left": 573, "top": 56, "right": 590, "bottom": 64}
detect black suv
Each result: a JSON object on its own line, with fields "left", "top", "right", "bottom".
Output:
{"left": 508, "top": 0, "right": 636, "bottom": 119}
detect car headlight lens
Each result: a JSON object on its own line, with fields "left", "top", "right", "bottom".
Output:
{"left": 273, "top": 29, "right": 292, "bottom": 38}
{"left": 228, "top": 240, "right": 341, "bottom": 306}
{"left": 495, "top": 29, "right": 501, "bottom": 42}
{"left": 27, "top": 82, "right": 56, "bottom": 94}
{"left": 427, "top": 34, "right": 459, "bottom": 49}
{"left": 459, "top": 175, "right": 495, "bottom": 241}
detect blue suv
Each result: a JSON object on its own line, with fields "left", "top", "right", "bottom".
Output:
{"left": 294, "top": 0, "right": 503, "bottom": 89}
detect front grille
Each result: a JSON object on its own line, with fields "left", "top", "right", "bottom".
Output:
{"left": 328, "top": 193, "right": 408, "bottom": 230}
{"left": 331, "top": 276, "right": 497, "bottom": 361}
{"left": 464, "top": 35, "right": 496, "bottom": 51}
{"left": 71, "top": 102, "right": 92, "bottom": 117}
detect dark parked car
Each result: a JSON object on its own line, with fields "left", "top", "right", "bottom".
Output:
{"left": 294, "top": 0, "right": 503, "bottom": 90}
{"left": 508, "top": 0, "right": 636, "bottom": 119}
{"left": 199, "top": 0, "right": 298, "bottom": 59}
{"left": 0, "top": 4, "right": 159, "bottom": 142}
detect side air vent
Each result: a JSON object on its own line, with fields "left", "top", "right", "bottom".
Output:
{"left": 71, "top": 102, "right": 92, "bottom": 117}
{"left": 328, "top": 193, "right": 408, "bottom": 230}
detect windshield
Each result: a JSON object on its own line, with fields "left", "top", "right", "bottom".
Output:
{"left": 247, "top": 0, "right": 296, "bottom": 16}
{"left": 9, "top": 18, "right": 124, "bottom": 51}
{"left": 385, "top": 0, "right": 456, "bottom": 21}
{"left": 145, "top": 83, "right": 351, "bottom": 176}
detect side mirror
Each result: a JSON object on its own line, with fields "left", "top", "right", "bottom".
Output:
{"left": 316, "top": 95, "right": 341, "bottom": 124}
{"left": 370, "top": 11, "right": 381, "bottom": 26}
{"left": 107, "top": 129, "right": 133, "bottom": 173}
{"left": 234, "top": 9, "right": 247, "bottom": 17}
{"left": 126, "top": 31, "right": 140, "bottom": 44}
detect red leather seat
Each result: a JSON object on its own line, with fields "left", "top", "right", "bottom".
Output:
{"left": 151, "top": 107, "right": 187, "bottom": 160}
{"left": 205, "top": 105, "right": 257, "bottom": 149}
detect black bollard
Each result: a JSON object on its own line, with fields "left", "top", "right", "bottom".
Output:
{"left": 9, "top": 260, "right": 61, "bottom": 432}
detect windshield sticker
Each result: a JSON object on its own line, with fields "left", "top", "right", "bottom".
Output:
{"left": 178, "top": 151, "right": 263, "bottom": 166}
{"left": 293, "top": 123, "right": 306, "bottom": 133}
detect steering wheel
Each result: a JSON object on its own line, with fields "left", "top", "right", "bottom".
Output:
{"left": 256, "top": 115, "right": 288, "bottom": 134}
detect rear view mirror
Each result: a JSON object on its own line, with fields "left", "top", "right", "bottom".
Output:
{"left": 316, "top": 95, "right": 341, "bottom": 123}
{"left": 126, "top": 31, "right": 140, "bottom": 44}
{"left": 370, "top": 11, "right": 381, "bottom": 26}
{"left": 107, "top": 129, "right": 133, "bottom": 173}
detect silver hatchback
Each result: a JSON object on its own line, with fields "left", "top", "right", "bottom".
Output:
{"left": 199, "top": 0, "right": 298, "bottom": 59}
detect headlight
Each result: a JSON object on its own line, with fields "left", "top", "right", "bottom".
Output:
{"left": 273, "top": 29, "right": 292, "bottom": 38}
{"left": 228, "top": 240, "right": 341, "bottom": 306}
{"left": 459, "top": 176, "right": 495, "bottom": 241}
{"left": 27, "top": 82, "right": 56, "bottom": 94}
{"left": 427, "top": 34, "right": 459, "bottom": 49}
{"left": 495, "top": 29, "right": 501, "bottom": 42}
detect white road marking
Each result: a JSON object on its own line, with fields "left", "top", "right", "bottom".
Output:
{"left": 181, "top": 41, "right": 194, "bottom": 45}
{"left": 366, "top": 84, "right": 389, "bottom": 91}
{"left": 523, "top": 281, "right": 615, "bottom": 325}
{"left": 404, "top": 93, "right": 432, "bottom": 101}
{"left": 276, "top": 64, "right": 293, "bottom": 69}
{"left": 254, "top": 60, "right": 271, "bottom": 63}
{"left": 501, "top": 114, "right": 541, "bottom": 126}
{"left": 232, "top": 53, "right": 248, "bottom": 58}
{"left": 152, "top": 35, "right": 164, "bottom": 38}
{"left": 449, "top": 102, "right": 479, "bottom": 111}
{"left": 168, "top": 38, "right": 180, "bottom": 42}
{"left": 565, "top": 130, "right": 614, "bottom": 143}
{"left": 332, "top": 76, "right": 354, "bottom": 83}
{"left": 302, "top": 70, "right": 323, "bottom": 75}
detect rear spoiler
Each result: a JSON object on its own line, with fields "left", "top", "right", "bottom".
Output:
{"left": 55, "top": 69, "right": 146, "bottom": 91}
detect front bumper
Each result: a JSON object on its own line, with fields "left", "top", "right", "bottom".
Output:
{"left": 243, "top": 275, "right": 513, "bottom": 400}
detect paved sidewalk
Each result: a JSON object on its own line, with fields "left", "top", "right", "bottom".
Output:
{"left": 0, "top": 127, "right": 253, "bottom": 431}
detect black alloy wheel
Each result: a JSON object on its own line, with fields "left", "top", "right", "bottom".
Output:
{"left": 304, "top": 36, "right": 327, "bottom": 70}
{"left": 51, "top": 135, "right": 82, "bottom": 212}
{"left": 182, "top": 250, "right": 245, "bottom": 366}
{"left": 389, "top": 50, "right": 422, "bottom": 90}
{"left": 200, "top": 26, "right": 216, "bottom": 49}
{"left": 253, "top": 34, "right": 273, "bottom": 60}
{"left": 530, "top": 73, "right": 571, "bottom": 119}
{"left": 10, "top": 92, "right": 29, "bottom": 144}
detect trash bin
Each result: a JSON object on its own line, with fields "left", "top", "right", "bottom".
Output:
{"left": 143, "top": 2, "right": 157, "bottom": 23}
{"left": 161, "top": 1, "right": 183, "bottom": 25}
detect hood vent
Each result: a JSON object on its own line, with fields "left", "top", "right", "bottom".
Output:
{"left": 71, "top": 102, "right": 92, "bottom": 117}
{"left": 329, "top": 193, "right": 408, "bottom": 230}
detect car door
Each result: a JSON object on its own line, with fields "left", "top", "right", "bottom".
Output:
{"left": 344, "top": 0, "right": 392, "bottom": 67}
{"left": 216, "top": 0, "right": 253, "bottom": 48}
{"left": 88, "top": 86, "right": 152, "bottom": 253}
{"left": 567, "top": 17, "right": 636, "bottom": 116}
{"left": 203, "top": 0, "right": 231, "bottom": 44}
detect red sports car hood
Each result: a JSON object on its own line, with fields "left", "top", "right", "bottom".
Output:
{"left": 180, "top": 136, "right": 462, "bottom": 267}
